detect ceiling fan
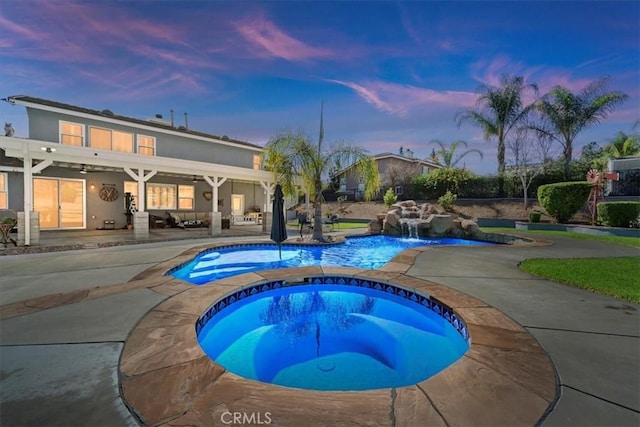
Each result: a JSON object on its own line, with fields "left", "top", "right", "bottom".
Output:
{"left": 77, "top": 164, "right": 106, "bottom": 174}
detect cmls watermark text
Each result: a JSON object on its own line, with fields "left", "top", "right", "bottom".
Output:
{"left": 221, "top": 411, "right": 272, "bottom": 425}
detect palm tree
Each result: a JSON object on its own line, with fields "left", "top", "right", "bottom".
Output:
{"left": 531, "top": 76, "right": 628, "bottom": 179}
{"left": 263, "top": 104, "right": 380, "bottom": 241}
{"left": 603, "top": 131, "right": 640, "bottom": 158}
{"left": 430, "top": 139, "right": 483, "bottom": 168}
{"left": 456, "top": 75, "right": 538, "bottom": 174}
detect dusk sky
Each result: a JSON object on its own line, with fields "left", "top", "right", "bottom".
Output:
{"left": 1, "top": 0, "right": 638, "bottom": 175}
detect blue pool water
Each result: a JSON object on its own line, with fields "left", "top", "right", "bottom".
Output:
{"left": 197, "top": 284, "right": 469, "bottom": 391}
{"left": 172, "top": 235, "right": 491, "bottom": 285}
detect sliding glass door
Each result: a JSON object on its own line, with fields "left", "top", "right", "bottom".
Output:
{"left": 33, "top": 178, "right": 85, "bottom": 229}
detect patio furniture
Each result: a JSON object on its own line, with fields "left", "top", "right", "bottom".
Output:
{"left": 325, "top": 214, "right": 340, "bottom": 231}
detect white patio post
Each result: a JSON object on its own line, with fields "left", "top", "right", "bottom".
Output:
{"left": 260, "top": 181, "right": 273, "bottom": 232}
{"left": 21, "top": 151, "right": 51, "bottom": 246}
{"left": 21, "top": 146, "right": 32, "bottom": 246}
{"left": 124, "top": 168, "right": 156, "bottom": 239}
{"left": 204, "top": 175, "right": 227, "bottom": 236}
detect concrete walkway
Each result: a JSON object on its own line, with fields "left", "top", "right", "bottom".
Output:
{"left": 0, "top": 231, "right": 638, "bottom": 426}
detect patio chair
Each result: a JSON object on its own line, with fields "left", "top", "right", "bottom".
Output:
{"left": 326, "top": 214, "right": 340, "bottom": 231}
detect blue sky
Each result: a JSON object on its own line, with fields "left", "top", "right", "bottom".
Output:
{"left": 1, "top": 0, "right": 638, "bottom": 174}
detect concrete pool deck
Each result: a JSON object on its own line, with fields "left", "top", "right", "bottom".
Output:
{"left": 0, "top": 231, "right": 638, "bottom": 426}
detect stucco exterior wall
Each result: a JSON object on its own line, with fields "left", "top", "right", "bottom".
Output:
{"left": 26, "top": 108, "right": 260, "bottom": 168}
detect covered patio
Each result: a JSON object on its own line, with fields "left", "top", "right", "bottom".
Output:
{"left": 1, "top": 135, "right": 282, "bottom": 245}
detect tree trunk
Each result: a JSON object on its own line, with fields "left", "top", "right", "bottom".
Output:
{"left": 561, "top": 135, "right": 574, "bottom": 180}
{"left": 312, "top": 181, "right": 324, "bottom": 241}
{"left": 563, "top": 143, "right": 572, "bottom": 180}
{"left": 497, "top": 138, "right": 506, "bottom": 196}
{"left": 497, "top": 139, "right": 506, "bottom": 174}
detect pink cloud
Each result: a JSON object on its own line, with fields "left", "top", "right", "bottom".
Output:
{"left": 468, "top": 55, "right": 632, "bottom": 96}
{"left": 470, "top": 55, "right": 544, "bottom": 88}
{"left": 233, "top": 15, "right": 332, "bottom": 61}
{"left": 0, "top": 0, "right": 229, "bottom": 97}
{"left": 0, "top": 14, "right": 41, "bottom": 44}
{"left": 329, "top": 79, "right": 476, "bottom": 116}
{"left": 75, "top": 63, "right": 206, "bottom": 101}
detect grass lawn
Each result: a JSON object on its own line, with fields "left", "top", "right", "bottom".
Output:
{"left": 519, "top": 257, "right": 640, "bottom": 303}
{"left": 481, "top": 227, "right": 640, "bottom": 248}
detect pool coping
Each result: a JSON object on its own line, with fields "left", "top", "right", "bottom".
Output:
{"left": 118, "top": 241, "right": 559, "bottom": 426}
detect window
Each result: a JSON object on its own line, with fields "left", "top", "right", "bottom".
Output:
{"left": 0, "top": 173, "right": 7, "bottom": 209}
{"left": 178, "top": 185, "right": 194, "bottom": 210}
{"left": 138, "top": 135, "right": 155, "bottom": 156}
{"left": 124, "top": 181, "right": 139, "bottom": 208}
{"left": 113, "top": 131, "right": 133, "bottom": 152}
{"left": 394, "top": 185, "right": 403, "bottom": 195}
{"left": 90, "top": 127, "right": 133, "bottom": 152}
{"left": 90, "top": 127, "right": 111, "bottom": 150}
{"left": 147, "top": 183, "right": 176, "bottom": 210}
{"left": 60, "top": 121, "right": 84, "bottom": 146}
{"left": 338, "top": 177, "right": 346, "bottom": 193}
{"left": 253, "top": 155, "right": 261, "bottom": 170}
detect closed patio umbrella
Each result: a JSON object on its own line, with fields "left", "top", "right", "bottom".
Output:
{"left": 270, "top": 184, "right": 287, "bottom": 259}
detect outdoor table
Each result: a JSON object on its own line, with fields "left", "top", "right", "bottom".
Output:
{"left": 0, "top": 222, "right": 17, "bottom": 248}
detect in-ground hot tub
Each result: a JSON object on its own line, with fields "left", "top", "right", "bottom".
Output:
{"left": 121, "top": 255, "right": 557, "bottom": 426}
{"left": 196, "top": 276, "right": 470, "bottom": 391}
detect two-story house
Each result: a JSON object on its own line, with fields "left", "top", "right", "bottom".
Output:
{"left": 0, "top": 95, "right": 276, "bottom": 245}
{"left": 333, "top": 147, "right": 441, "bottom": 200}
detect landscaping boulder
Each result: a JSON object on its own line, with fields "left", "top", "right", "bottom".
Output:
{"left": 381, "top": 200, "right": 480, "bottom": 238}
{"left": 368, "top": 220, "right": 383, "bottom": 234}
{"left": 423, "top": 214, "right": 454, "bottom": 235}
{"left": 460, "top": 219, "right": 480, "bottom": 234}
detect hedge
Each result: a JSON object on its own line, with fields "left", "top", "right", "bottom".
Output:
{"left": 597, "top": 202, "right": 640, "bottom": 228}
{"left": 537, "top": 182, "right": 592, "bottom": 223}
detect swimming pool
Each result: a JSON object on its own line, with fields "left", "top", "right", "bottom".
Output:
{"left": 171, "top": 235, "right": 492, "bottom": 285}
{"left": 196, "top": 280, "right": 469, "bottom": 391}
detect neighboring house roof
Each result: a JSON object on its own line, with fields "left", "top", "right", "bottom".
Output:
{"left": 5, "top": 95, "right": 263, "bottom": 150}
{"left": 372, "top": 152, "right": 441, "bottom": 169}
{"left": 332, "top": 151, "right": 441, "bottom": 178}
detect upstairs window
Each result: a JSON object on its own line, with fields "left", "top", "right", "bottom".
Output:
{"left": 60, "top": 121, "right": 84, "bottom": 146}
{"left": 138, "top": 135, "right": 155, "bottom": 156}
{"left": 90, "top": 127, "right": 134, "bottom": 152}
{"left": 0, "top": 173, "right": 7, "bottom": 209}
{"left": 113, "top": 131, "right": 133, "bottom": 152}
{"left": 253, "top": 155, "right": 261, "bottom": 170}
{"left": 90, "top": 127, "right": 111, "bottom": 150}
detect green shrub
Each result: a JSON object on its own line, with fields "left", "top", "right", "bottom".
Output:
{"left": 438, "top": 190, "right": 457, "bottom": 211}
{"left": 411, "top": 168, "right": 472, "bottom": 200}
{"left": 537, "top": 182, "right": 592, "bottom": 223}
{"left": 597, "top": 202, "right": 640, "bottom": 228}
{"left": 528, "top": 211, "right": 541, "bottom": 223}
{"left": 383, "top": 188, "right": 398, "bottom": 208}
